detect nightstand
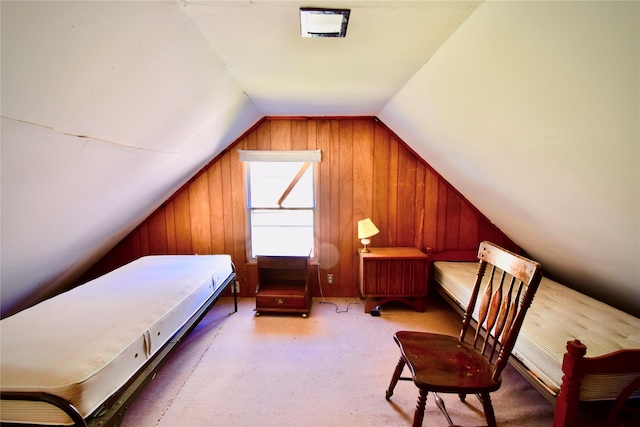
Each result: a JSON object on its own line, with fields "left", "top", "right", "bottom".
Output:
{"left": 359, "top": 247, "right": 428, "bottom": 312}
{"left": 255, "top": 255, "right": 311, "bottom": 317}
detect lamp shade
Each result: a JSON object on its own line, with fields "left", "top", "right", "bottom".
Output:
{"left": 358, "top": 218, "right": 380, "bottom": 239}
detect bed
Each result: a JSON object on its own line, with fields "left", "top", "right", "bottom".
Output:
{"left": 427, "top": 249, "right": 640, "bottom": 427}
{"left": 0, "top": 255, "right": 237, "bottom": 427}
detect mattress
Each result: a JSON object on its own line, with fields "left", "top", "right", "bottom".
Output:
{"left": 433, "top": 261, "right": 640, "bottom": 401}
{"left": 0, "top": 255, "right": 234, "bottom": 425}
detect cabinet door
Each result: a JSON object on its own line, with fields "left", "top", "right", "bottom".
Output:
{"left": 362, "top": 258, "right": 426, "bottom": 297}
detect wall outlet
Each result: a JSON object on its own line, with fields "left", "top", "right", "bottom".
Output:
{"left": 327, "top": 273, "right": 334, "bottom": 285}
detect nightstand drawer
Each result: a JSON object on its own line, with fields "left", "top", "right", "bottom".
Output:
{"left": 258, "top": 256, "right": 308, "bottom": 269}
{"left": 256, "top": 294, "right": 307, "bottom": 310}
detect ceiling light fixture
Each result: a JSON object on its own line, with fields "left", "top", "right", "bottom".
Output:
{"left": 300, "top": 8, "right": 350, "bottom": 38}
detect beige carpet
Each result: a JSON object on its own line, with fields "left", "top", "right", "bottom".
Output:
{"left": 121, "top": 296, "right": 555, "bottom": 427}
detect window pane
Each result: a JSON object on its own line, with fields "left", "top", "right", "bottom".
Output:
{"left": 251, "top": 209, "right": 314, "bottom": 257}
{"left": 249, "top": 162, "right": 313, "bottom": 208}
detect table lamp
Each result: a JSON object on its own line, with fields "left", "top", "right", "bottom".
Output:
{"left": 358, "top": 218, "right": 379, "bottom": 253}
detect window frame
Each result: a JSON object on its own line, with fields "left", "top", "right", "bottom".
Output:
{"left": 240, "top": 150, "right": 321, "bottom": 262}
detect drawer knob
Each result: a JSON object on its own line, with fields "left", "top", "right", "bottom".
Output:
{"left": 276, "top": 298, "right": 285, "bottom": 305}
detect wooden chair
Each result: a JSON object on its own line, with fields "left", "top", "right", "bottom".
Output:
{"left": 385, "top": 241, "right": 542, "bottom": 427}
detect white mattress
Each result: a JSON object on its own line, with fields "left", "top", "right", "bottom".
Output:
{"left": 434, "top": 261, "right": 640, "bottom": 401}
{"left": 0, "top": 255, "right": 233, "bottom": 425}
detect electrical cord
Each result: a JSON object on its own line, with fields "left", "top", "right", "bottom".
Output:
{"left": 319, "top": 299, "right": 359, "bottom": 313}
{"left": 316, "top": 264, "right": 359, "bottom": 313}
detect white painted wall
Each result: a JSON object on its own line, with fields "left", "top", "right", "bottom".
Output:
{"left": 380, "top": 0, "right": 639, "bottom": 315}
{"left": 1, "top": 1, "right": 260, "bottom": 315}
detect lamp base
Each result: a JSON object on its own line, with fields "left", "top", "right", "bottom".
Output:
{"left": 360, "top": 238, "right": 371, "bottom": 253}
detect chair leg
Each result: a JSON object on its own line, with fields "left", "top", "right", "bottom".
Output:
{"left": 386, "top": 357, "right": 406, "bottom": 400}
{"left": 433, "top": 392, "right": 454, "bottom": 426}
{"left": 477, "top": 392, "right": 497, "bottom": 427}
{"left": 413, "top": 388, "right": 428, "bottom": 427}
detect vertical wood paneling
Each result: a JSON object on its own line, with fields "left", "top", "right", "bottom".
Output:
{"left": 165, "top": 201, "right": 177, "bottom": 254}
{"left": 373, "top": 123, "right": 390, "bottom": 246}
{"left": 445, "top": 190, "right": 461, "bottom": 250}
{"left": 306, "top": 120, "right": 316, "bottom": 149}
{"left": 460, "top": 202, "right": 479, "bottom": 249}
{"left": 139, "top": 223, "right": 150, "bottom": 255}
{"left": 148, "top": 209, "right": 167, "bottom": 254}
{"left": 414, "top": 163, "right": 426, "bottom": 250}
{"left": 208, "top": 161, "right": 226, "bottom": 254}
{"left": 291, "top": 120, "right": 308, "bottom": 150}
{"left": 328, "top": 120, "right": 342, "bottom": 286}
{"left": 219, "top": 154, "right": 234, "bottom": 255}
{"left": 81, "top": 117, "right": 518, "bottom": 296}
{"left": 338, "top": 121, "right": 355, "bottom": 294}
{"left": 397, "top": 146, "right": 416, "bottom": 246}
{"left": 423, "top": 168, "right": 439, "bottom": 250}
{"left": 387, "top": 137, "right": 400, "bottom": 246}
{"left": 305, "top": 120, "right": 319, "bottom": 290}
{"left": 352, "top": 120, "right": 374, "bottom": 221}
{"left": 244, "top": 129, "right": 258, "bottom": 150}
{"left": 316, "top": 120, "right": 332, "bottom": 283}
{"left": 352, "top": 120, "right": 373, "bottom": 293}
{"left": 189, "top": 173, "right": 211, "bottom": 254}
{"left": 174, "top": 190, "right": 192, "bottom": 254}
{"left": 436, "top": 181, "right": 448, "bottom": 250}
{"left": 257, "top": 121, "right": 271, "bottom": 150}
{"left": 130, "top": 229, "right": 142, "bottom": 260}
{"left": 270, "top": 120, "right": 291, "bottom": 150}
{"left": 116, "top": 238, "right": 133, "bottom": 267}
{"left": 230, "top": 138, "right": 247, "bottom": 287}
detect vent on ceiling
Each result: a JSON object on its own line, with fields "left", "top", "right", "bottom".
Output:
{"left": 300, "top": 8, "right": 350, "bottom": 38}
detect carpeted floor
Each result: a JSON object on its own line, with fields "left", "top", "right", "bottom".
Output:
{"left": 121, "top": 296, "right": 555, "bottom": 427}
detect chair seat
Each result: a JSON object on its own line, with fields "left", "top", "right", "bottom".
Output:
{"left": 395, "top": 331, "right": 501, "bottom": 394}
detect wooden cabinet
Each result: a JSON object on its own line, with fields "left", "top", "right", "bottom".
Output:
{"left": 359, "top": 247, "right": 428, "bottom": 312}
{"left": 255, "top": 256, "right": 311, "bottom": 317}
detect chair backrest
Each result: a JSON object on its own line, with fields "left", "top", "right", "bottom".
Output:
{"left": 460, "top": 241, "right": 542, "bottom": 381}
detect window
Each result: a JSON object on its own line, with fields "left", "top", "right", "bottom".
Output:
{"left": 240, "top": 150, "right": 321, "bottom": 260}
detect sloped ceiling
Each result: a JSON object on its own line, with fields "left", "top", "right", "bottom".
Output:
{"left": 379, "top": 0, "right": 639, "bottom": 316}
{"left": 1, "top": 1, "right": 638, "bottom": 317}
{"left": 1, "top": 0, "right": 262, "bottom": 314}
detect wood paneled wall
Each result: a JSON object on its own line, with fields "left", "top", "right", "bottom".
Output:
{"left": 81, "top": 117, "right": 517, "bottom": 297}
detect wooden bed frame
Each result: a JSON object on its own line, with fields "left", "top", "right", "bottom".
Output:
{"left": 555, "top": 340, "right": 640, "bottom": 427}
{"left": 425, "top": 249, "right": 640, "bottom": 427}
{"left": 0, "top": 270, "right": 237, "bottom": 427}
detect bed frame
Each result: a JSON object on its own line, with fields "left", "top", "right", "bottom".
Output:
{"left": 555, "top": 340, "right": 640, "bottom": 427}
{"left": 425, "top": 248, "right": 640, "bottom": 427}
{"left": 0, "top": 268, "right": 237, "bottom": 427}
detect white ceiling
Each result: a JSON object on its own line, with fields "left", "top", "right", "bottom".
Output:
{"left": 1, "top": 1, "right": 638, "bottom": 318}
{"left": 185, "top": 0, "right": 480, "bottom": 115}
